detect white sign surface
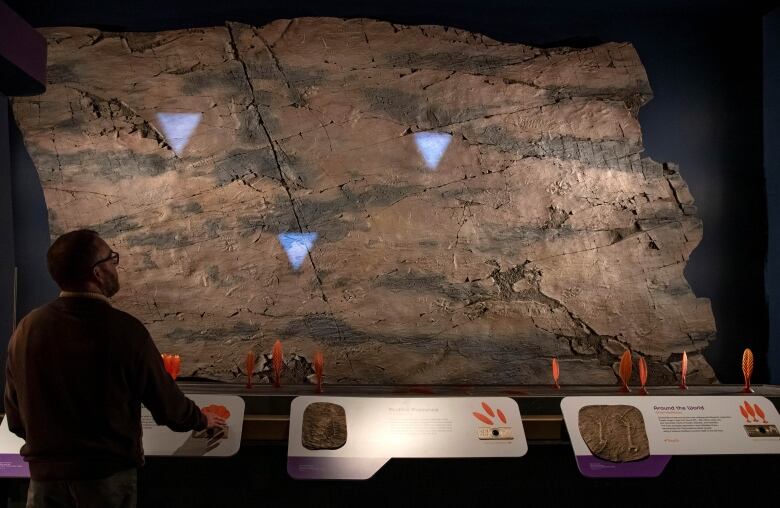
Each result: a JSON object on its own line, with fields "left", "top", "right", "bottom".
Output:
{"left": 142, "top": 394, "right": 244, "bottom": 457}
{"left": 0, "top": 418, "right": 25, "bottom": 454}
{"left": 0, "top": 393, "right": 242, "bottom": 476}
{"left": 288, "top": 396, "right": 526, "bottom": 479}
{"left": 0, "top": 418, "right": 29, "bottom": 477}
{"left": 561, "top": 396, "right": 780, "bottom": 456}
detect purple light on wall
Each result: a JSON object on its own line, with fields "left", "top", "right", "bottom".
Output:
{"left": 413, "top": 132, "right": 452, "bottom": 170}
{"left": 277, "top": 232, "right": 318, "bottom": 271}
{"left": 156, "top": 112, "right": 202, "bottom": 156}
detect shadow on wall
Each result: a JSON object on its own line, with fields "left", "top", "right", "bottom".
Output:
{"left": 9, "top": 110, "right": 58, "bottom": 321}
{"left": 765, "top": 8, "right": 780, "bottom": 384}
{"left": 0, "top": 97, "right": 15, "bottom": 383}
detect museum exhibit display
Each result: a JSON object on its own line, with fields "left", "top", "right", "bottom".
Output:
{"left": 9, "top": 18, "right": 719, "bottom": 385}
{"left": 1, "top": 0, "right": 779, "bottom": 505}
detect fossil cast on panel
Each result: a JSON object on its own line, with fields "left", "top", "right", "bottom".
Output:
{"left": 12, "top": 18, "right": 717, "bottom": 384}
{"left": 302, "top": 402, "right": 348, "bottom": 450}
{"left": 578, "top": 405, "right": 650, "bottom": 462}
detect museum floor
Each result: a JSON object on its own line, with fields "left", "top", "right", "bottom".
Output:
{"left": 2, "top": 439, "right": 776, "bottom": 507}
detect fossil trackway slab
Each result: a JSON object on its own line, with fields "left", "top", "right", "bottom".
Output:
{"left": 302, "top": 402, "right": 348, "bottom": 450}
{"left": 12, "top": 18, "right": 717, "bottom": 384}
{"left": 578, "top": 404, "right": 650, "bottom": 462}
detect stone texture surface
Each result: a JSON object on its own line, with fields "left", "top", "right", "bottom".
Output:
{"left": 578, "top": 405, "right": 650, "bottom": 462}
{"left": 302, "top": 402, "right": 348, "bottom": 450}
{"left": 11, "top": 18, "right": 717, "bottom": 384}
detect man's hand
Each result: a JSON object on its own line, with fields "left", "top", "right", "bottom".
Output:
{"left": 203, "top": 410, "right": 228, "bottom": 429}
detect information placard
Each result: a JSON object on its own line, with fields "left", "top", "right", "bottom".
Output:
{"left": 142, "top": 394, "right": 244, "bottom": 457}
{"left": 0, "top": 418, "right": 29, "bottom": 478}
{"left": 0, "top": 393, "right": 243, "bottom": 478}
{"left": 561, "top": 396, "right": 780, "bottom": 478}
{"left": 288, "top": 396, "right": 527, "bottom": 480}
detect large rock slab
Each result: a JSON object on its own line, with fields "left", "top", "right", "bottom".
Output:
{"left": 11, "top": 18, "right": 717, "bottom": 384}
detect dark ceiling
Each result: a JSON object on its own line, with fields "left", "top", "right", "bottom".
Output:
{"left": 3, "top": 0, "right": 778, "bottom": 42}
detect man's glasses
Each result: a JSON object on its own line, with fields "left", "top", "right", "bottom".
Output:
{"left": 92, "top": 251, "right": 119, "bottom": 268}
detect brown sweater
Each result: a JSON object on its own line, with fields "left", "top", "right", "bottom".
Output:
{"left": 3, "top": 296, "right": 206, "bottom": 480}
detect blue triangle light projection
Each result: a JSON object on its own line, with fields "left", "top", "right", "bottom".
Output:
{"left": 156, "top": 112, "right": 202, "bottom": 156}
{"left": 413, "top": 131, "right": 452, "bottom": 170}
{"left": 277, "top": 232, "right": 319, "bottom": 271}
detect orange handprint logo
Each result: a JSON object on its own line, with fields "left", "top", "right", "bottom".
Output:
{"left": 473, "top": 401, "right": 513, "bottom": 440}
{"left": 739, "top": 400, "right": 779, "bottom": 438}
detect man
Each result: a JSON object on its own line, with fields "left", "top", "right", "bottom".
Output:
{"left": 4, "top": 229, "right": 226, "bottom": 508}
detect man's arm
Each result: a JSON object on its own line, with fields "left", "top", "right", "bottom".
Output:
{"left": 138, "top": 334, "right": 207, "bottom": 432}
{"left": 4, "top": 341, "right": 26, "bottom": 439}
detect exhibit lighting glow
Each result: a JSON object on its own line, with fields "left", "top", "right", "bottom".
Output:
{"left": 413, "top": 131, "right": 452, "bottom": 170}
{"left": 156, "top": 112, "right": 202, "bottom": 156}
{"left": 277, "top": 232, "right": 319, "bottom": 271}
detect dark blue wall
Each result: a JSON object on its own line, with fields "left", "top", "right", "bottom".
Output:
{"left": 0, "top": 95, "right": 16, "bottom": 403}
{"left": 766, "top": 7, "right": 780, "bottom": 383}
{"left": 0, "top": 95, "right": 16, "bottom": 343}
{"left": 9, "top": 112, "right": 59, "bottom": 321}
{"left": 0, "top": 96, "right": 58, "bottom": 402}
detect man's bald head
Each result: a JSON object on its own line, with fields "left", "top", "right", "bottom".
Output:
{"left": 47, "top": 229, "right": 106, "bottom": 291}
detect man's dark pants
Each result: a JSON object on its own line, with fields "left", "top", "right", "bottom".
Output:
{"left": 26, "top": 468, "right": 137, "bottom": 508}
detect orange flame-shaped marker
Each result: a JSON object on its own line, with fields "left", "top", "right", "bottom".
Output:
{"left": 481, "top": 402, "right": 495, "bottom": 418}
{"left": 172, "top": 356, "right": 181, "bottom": 379}
{"left": 679, "top": 351, "right": 688, "bottom": 390}
{"left": 161, "top": 355, "right": 170, "bottom": 376}
{"left": 743, "top": 401, "right": 757, "bottom": 422}
{"left": 739, "top": 405, "right": 750, "bottom": 422}
{"left": 618, "top": 350, "right": 632, "bottom": 393}
{"left": 272, "top": 340, "right": 283, "bottom": 388}
{"left": 754, "top": 404, "right": 768, "bottom": 423}
{"left": 552, "top": 357, "right": 560, "bottom": 390}
{"left": 497, "top": 409, "right": 507, "bottom": 424}
{"left": 161, "top": 354, "right": 181, "bottom": 380}
{"left": 314, "top": 351, "right": 324, "bottom": 393}
{"left": 742, "top": 348, "right": 754, "bottom": 393}
{"left": 638, "top": 356, "right": 648, "bottom": 395}
{"left": 680, "top": 351, "right": 688, "bottom": 390}
{"left": 245, "top": 351, "right": 256, "bottom": 389}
